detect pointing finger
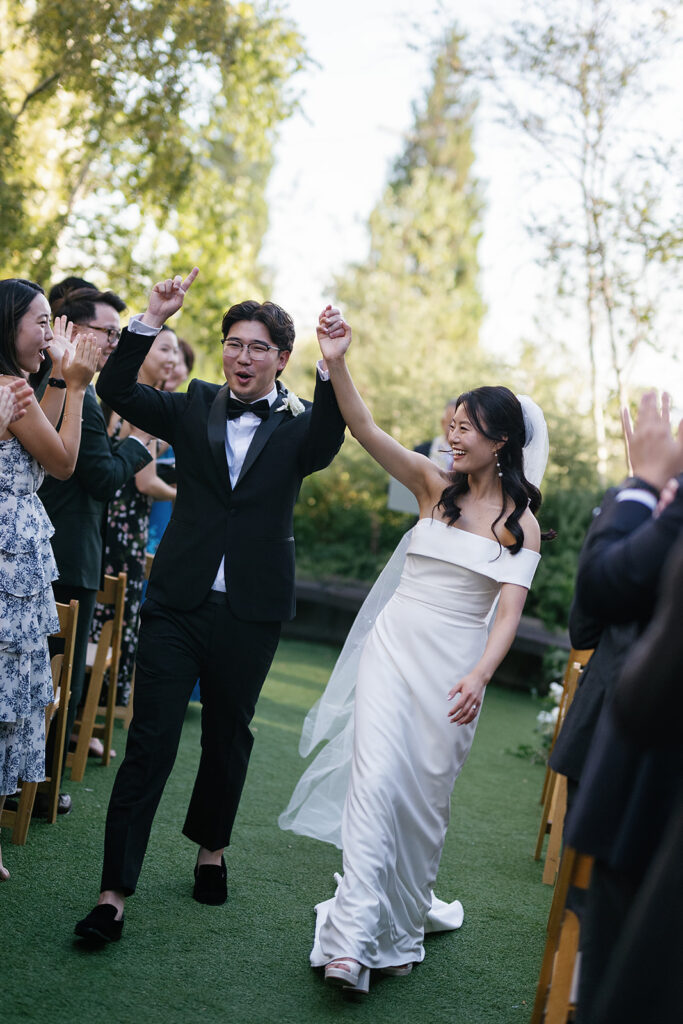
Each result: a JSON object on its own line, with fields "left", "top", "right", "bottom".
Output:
{"left": 181, "top": 267, "right": 199, "bottom": 291}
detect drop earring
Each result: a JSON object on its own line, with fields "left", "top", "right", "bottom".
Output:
{"left": 495, "top": 451, "right": 502, "bottom": 477}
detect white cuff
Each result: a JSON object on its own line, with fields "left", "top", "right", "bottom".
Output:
{"left": 128, "top": 314, "right": 162, "bottom": 336}
{"left": 127, "top": 436, "right": 150, "bottom": 455}
{"left": 316, "top": 360, "right": 330, "bottom": 381}
{"left": 615, "top": 489, "right": 657, "bottom": 511}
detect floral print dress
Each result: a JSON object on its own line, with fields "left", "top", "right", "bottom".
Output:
{"left": 90, "top": 422, "right": 152, "bottom": 706}
{"left": 0, "top": 437, "right": 60, "bottom": 795}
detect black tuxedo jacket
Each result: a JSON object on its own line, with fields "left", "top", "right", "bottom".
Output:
{"left": 563, "top": 478, "right": 683, "bottom": 873}
{"left": 39, "top": 384, "right": 152, "bottom": 590}
{"left": 96, "top": 328, "right": 345, "bottom": 619}
{"left": 552, "top": 482, "right": 683, "bottom": 782}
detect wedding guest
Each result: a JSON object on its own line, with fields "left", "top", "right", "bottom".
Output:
{"left": 90, "top": 328, "right": 179, "bottom": 706}
{"left": 414, "top": 397, "right": 457, "bottom": 470}
{"left": 0, "top": 278, "right": 98, "bottom": 878}
{"left": 585, "top": 529, "right": 683, "bottom": 1023}
{"left": 162, "top": 335, "right": 194, "bottom": 393}
{"left": 148, "top": 335, "right": 195, "bottom": 554}
{"left": 559, "top": 392, "right": 683, "bottom": 1022}
{"left": 38, "top": 283, "right": 153, "bottom": 815}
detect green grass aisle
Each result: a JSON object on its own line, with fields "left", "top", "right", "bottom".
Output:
{"left": 2, "top": 639, "right": 551, "bottom": 1024}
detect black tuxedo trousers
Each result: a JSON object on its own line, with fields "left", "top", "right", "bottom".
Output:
{"left": 101, "top": 594, "right": 280, "bottom": 895}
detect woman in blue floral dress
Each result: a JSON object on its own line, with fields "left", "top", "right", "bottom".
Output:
{"left": 0, "top": 278, "right": 98, "bottom": 881}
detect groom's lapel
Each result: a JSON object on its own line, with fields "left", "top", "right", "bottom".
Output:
{"left": 207, "top": 384, "right": 231, "bottom": 489}
{"left": 235, "top": 404, "right": 287, "bottom": 487}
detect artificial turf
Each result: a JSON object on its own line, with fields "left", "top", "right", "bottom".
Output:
{"left": 2, "top": 638, "right": 552, "bottom": 1023}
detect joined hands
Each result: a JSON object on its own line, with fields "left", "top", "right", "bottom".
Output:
{"left": 317, "top": 304, "right": 351, "bottom": 364}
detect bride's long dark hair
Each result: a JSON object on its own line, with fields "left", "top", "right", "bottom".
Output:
{"left": 436, "top": 386, "right": 547, "bottom": 554}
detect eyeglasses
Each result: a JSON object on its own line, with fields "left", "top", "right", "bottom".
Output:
{"left": 222, "top": 339, "right": 280, "bottom": 361}
{"left": 84, "top": 324, "right": 121, "bottom": 344}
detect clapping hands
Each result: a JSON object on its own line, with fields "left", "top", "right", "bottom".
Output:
{"left": 47, "top": 315, "right": 76, "bottom": 379}
{"left": 0, "top": 378, "right": 33, "bottom": 433}
{"left": 622, "top": 391, "right": 683, "bottom": 491}
{"left": 61, "top": 333, "right": 100, "bottom": 389}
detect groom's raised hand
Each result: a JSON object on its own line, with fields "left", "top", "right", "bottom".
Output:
{"left": 141, "top": 267, "right": 200, "bottom": 329}
{"left": 316, "top": 304, "right": 351, "bottom": 367}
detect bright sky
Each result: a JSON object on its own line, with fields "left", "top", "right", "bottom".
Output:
{"left": 263, "top": 0, "right": 533, "bottom": 349}
{"left": 262, "top": 0, "right": 683, "bottom": 400}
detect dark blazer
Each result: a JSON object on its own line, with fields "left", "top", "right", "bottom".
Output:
{"left": 552, "top": 483, "right": 683, "bottom": 783}
{"left": 615, "top": 531, "right": 683, "bottom": 747}
{"left": 39, "top": 384, "right": 152, "bottom": 589}
{"left": 564, "top": 479, "right": 683, "bottom": 873}
{"left": 96, "top": 327, "right": 345, "bottom": 619}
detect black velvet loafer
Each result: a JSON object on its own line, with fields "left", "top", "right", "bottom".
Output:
{"left": 74, "top": 904, "right": 124, "bottom": 943}
{"left": 193, "top": 856, "right": 227, "bottom": 905}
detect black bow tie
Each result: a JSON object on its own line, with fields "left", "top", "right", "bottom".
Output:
{"left": 227, "top": 396, "right": 270, "bottom": 421}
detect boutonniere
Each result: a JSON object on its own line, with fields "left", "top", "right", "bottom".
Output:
{"left": 275, "top": 389, "right": 305, "bottom": 417}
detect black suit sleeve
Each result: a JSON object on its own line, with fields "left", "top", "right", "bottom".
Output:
{"left": 296, "top": 371, "right": 346, "bottom": 476}
{"left": 568, "top": 594, "right": 604, "bottom": 651}
{"left": 614, "top": 532, "right": 683, "bottom": 746}
{"left": 574, "top": 483, "right": 683, "bottom": 624}
{"left": 96, "top": 327, "right": 185, "bottom": 444}
{"left": 74, "top": 388, "right": 152, "bottom": 502}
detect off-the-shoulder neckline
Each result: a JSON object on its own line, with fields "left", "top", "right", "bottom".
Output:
{"left": 415, "top": 517, "right": 538, "bottom": 556}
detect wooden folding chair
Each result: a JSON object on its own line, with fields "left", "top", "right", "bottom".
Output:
{"left": 67, "top": 572, "right": 126, "bottom": 782}
{"left": 1, "top": 600, "right": 80, "bottom": 843}
{"left": 539, "top": 648, "right": 594, "bottom": 806}
{"left": 36, "top": 600, "right": 79, "bottom": 823}
{"left": 112, "top": 552, "right": 154, "bottom": 732}
{"left": 535, "top": 649, "right": 593, "bottom": 883}
{"left": 530, "top": 846, "right": 593, "bottom": 1024}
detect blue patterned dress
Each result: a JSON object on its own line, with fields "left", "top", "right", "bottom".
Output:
{"left": 0, "top": 437, "right": 60, "bottom": 794}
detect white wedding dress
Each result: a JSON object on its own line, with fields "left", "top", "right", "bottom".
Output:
{"left": 280, "top": 517, "right": 540, "bottom": 969}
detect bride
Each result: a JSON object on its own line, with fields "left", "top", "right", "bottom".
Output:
{"left": 280, "top": 307, "right": 548, "bottom": 994}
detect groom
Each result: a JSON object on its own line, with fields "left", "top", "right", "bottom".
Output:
{"left": 75, "top": 269, "right": 345, "bottom": 942}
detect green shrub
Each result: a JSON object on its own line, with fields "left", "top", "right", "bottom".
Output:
{"left": 525, "top": 486, "right": 603, "bottom": 629}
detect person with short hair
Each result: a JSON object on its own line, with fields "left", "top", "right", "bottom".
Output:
{"left": 414, "top": 397, "right": 458, "bottom": 471}
{"left": 74, "top": 269, "right": 345, "bottom": 942}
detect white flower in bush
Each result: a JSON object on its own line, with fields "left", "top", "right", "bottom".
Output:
{"left": 537, "top": 706, "right": 560, "bottom": 727}
{"left": 548, "top": 681, "right": 564, "bottom": 704}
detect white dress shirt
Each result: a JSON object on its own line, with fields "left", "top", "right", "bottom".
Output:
{"left": 211, "top": 385, "right": 279, "bottom": 592}
{"left": 127, "top": 314, "right": 330, "bottom": 594}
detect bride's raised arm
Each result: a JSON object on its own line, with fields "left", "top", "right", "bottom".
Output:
{"left": 318, "top": 306, "right": 442, "bottom": 504}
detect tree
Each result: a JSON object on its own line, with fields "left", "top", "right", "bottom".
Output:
{"left": 0, "top": 0, "right": 305, "bottom": 360}
{"left": 332, "top": 27, "right": 486, "bottom": 449}
{"left": 476, "top": 0, "right": 683, "bottom": 480}
{"left": 290, "top": 27, "right": 488, "bottom": 577}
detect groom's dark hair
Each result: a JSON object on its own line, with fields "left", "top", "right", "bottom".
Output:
{"left": 221, "top": 300, "right": 295, "bottom": 353}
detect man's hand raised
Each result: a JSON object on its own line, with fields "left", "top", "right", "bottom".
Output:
{"left": 623, "top": 390, "right": 683, "bottom": 491}
{"left": 141, "top": 268, "right": 199, "bottom": 329}
{"left": 316, "top": 304, "right": 351, "bottom": 367}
